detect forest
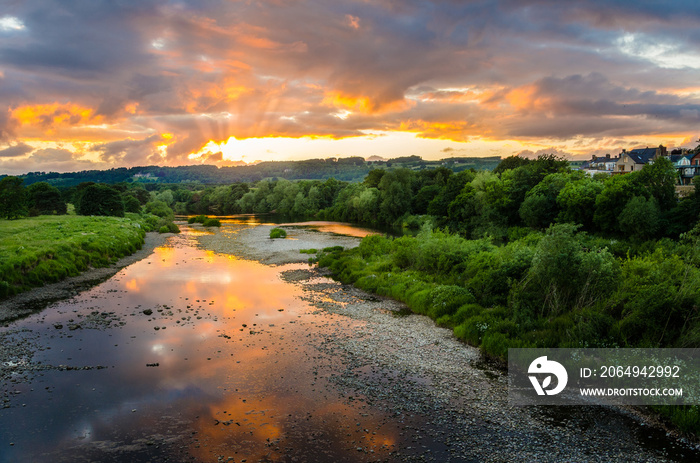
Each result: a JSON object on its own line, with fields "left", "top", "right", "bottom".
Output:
{"left": 8, "top": 155, "right": 502, "bottom": 187}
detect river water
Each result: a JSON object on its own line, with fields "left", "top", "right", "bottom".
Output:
{"left": 1, "top": 222, "right": 699, "bottom": 462}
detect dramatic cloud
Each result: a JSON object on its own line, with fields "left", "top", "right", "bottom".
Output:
{"left": 0, "top": 142, "right": 33, "bottom": 158}
{"left": 2, "top": 0, "right": 700, "bottom": 173}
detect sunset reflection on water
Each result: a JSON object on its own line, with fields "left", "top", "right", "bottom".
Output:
{"left": 0, "top": 226, "right": 398, "bottom": 462}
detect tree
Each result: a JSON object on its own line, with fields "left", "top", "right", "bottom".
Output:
{"left": 618, "top": 195, "right": 661, "bottom": 241}
{"left": 378, "top": 169, "right": 413, "bottom": 224}
{"left": 556, "top": 177, "right": 604, "bottom": 230}
{"left": 363, "top": 169, "right": 386, "bottom": 188}
{"left": 123, "top": 195, "right": 142, "bottom": 213}
{"left": 76, "top": 183, "right": 125, "bottom": 217}
{"left": 0, "top": 176, "right": 27, "bottom": 220}
{"left": 518, "top": 173, "right": 571, "bottom": 229}
{"left": 27, "top": 182, "right": 67, "bottom": 215}
{"left": 593, "top": 172, "right": 644, "bottom": 233}
{"left": 635, "top": 157, "right": 677, "bottom": 211}
{"left": 494, "top": 155, "right": 530, "bottom": 174}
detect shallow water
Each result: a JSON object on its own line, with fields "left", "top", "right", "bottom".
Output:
{"left": 2, "top": 223, "right": 700, "bottom": 462}
{"left": 0, "top": 227, "right": 400, "bottom": 462}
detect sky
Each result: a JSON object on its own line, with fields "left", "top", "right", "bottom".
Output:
{"left": 1, "top": 0, "right": 700, "bottom": 175}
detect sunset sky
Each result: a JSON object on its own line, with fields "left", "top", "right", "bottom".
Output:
{"left": 2, "top": 0, "right": 700, "bottom": 174}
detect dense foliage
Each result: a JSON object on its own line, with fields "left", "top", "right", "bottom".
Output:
{"left": 0, "top": 176, "right": 29, "bottom": 220}
{"left": 76, "top": 183, "right": 125, "bottom": 217}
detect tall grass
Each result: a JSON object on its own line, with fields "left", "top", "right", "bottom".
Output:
{"left": 0, "top": 215, "right": 148, "bottom": 298}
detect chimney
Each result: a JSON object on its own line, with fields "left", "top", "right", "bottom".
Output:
{"left": 606, "top": 154, "right": 610, "bottom": 159}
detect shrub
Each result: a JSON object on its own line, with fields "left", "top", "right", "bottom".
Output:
{"left": 270, "top": 227, "right": 287, "bottom": 239}
{"left": 203, "top": 218, "right": 221, "bottom": 227}
{"left": 157, "top": 221, "right": 180, "bottom": 234}
{"left": 428, "top": 285, "right": 475, "bottom": 318}
{"left": 188, "top": 215, "right": 207, "bottom": 224}
{"left": 144, "top": 200, "right": 174, "bottom": 220}
{"left": 358, "top": 234, "right": 391, "bottom": 258}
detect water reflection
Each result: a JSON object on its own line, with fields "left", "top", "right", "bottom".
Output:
{"left": 0, "top": 228, "right": 397, "bottom": 462}
{"left": 276, "top": 221, "right": 380, "bottom": 238}
{"left": 182, "top": 215, "right": 382, "bottom": 238}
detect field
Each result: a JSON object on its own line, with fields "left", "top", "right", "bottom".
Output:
{"left": 0, "top": 214, "right": 147, "bottom": 298}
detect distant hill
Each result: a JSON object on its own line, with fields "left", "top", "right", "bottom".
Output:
{"left": 11, "top": 155, "right": 504, "bottom": 186}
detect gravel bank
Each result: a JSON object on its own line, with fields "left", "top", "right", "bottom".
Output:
{"left": 0, "top": 232, "right": 170, "bottom": 324}
{"left": 205, "top": 223, "right": 700, "bottom": 462}
{"left": 194, "top": 222, "right": 361, "bottom": 264}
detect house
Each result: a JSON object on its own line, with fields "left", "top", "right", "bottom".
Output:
{"left": 614, "top": 145, "right": 667, "bottom": 174}
{"left": 588, "top": 154, "right": 619, "bottom": 171}
{"left": 672, "top": 153, "right": 699, "bottom": 185}
{"left": 689, "top": 151, "right": 700, "bottom": 168}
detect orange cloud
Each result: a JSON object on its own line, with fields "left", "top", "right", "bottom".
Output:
{"left": 322, "top": 91, "right": 412, "bottom": 114}
{"left": 12, "top": 103, "right": 102, "bottom": 129}
{"left": 398, "top": 119, "right": 486, "bottom": 142}
{"left": 506, "top": 85, "right": 552, "bottom": 112}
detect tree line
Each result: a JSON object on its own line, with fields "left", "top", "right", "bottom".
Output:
{"left": 4, "top": 154, "right": 697, "bottom": 243}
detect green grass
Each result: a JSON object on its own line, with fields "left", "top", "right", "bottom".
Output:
{"left": 0, "top": 215, "right": 148, "bottom": 299}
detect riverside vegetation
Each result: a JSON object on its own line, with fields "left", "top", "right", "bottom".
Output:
{"left": 312, "top": 155, "right": 700, "bottom": 436}
{"left": 3, "top": 152, "right": 700, "bottom": 434}
{"left": 0, "top": 214, "right": 148, "bottom": 299}
{"left": 0, "top": 178, "right": 182, "bottom": 299}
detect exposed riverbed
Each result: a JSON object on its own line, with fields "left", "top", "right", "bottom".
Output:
{"left": 1, "top": 219, "right": 698, "bottom": 462}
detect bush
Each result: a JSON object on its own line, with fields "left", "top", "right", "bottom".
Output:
{"left": 203, "top": 218, "right": 221, "bottom": 227}
{"left": 157, "top": 221, "right": 181, "bottom": 234}
{"left": 270, "top": 227, "right": 287, "bottom": 239}
{"left": 358, "top": 234, "right": 391, "bottom": 258}
{"left": 188, "top": 215, "right": 207, "bottom": 224}
{"left": 322, "top": 246, "right": 344, "bottom": 252}
{"left": 144, "top": 200, "right": 174, "bottom": 220}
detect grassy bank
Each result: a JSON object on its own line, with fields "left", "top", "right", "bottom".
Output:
{"left": 318, "top": 225, "right": 700, "bottom": 435}
{"left": 0, "top": 214, "right": 151, "bottom": 299}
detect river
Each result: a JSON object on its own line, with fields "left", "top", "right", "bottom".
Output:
{"left": 1, "top": 221, "right": 698, "bottom": 462}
